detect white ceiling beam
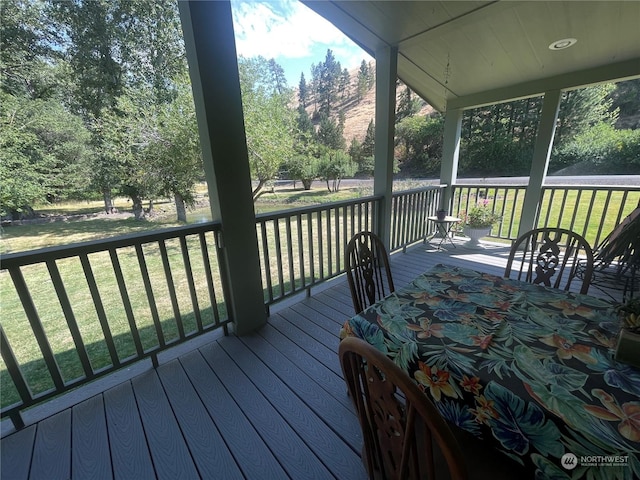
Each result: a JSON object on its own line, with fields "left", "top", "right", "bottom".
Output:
{"left": 447, "top": 58, "right": 640, "bottom": 110}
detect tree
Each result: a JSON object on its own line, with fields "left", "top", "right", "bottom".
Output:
{"left": 268, "top": 58, "right": 288, "bottom": 95}
{"left": 554, "top": 84, "right": 617, "bottom": 147}
{"left": 0, "top": 92, "right": 92, "bottom": 218}
{"left": 357, "top": 60, "right": 369, "bottom": 101}
{"left": 396, "top": 86, "right": 422, "bottom": 123}
{"left": 339, "top": 68, "right": 350, "bottom": 99}
{"left": 238, "top": 56, "right": 295, "bottom": 200}
{"left": 298, "top": 73, "right": 308, "bottom": 108}
{"left": 317, "top": 151, "right": 356, "bottom": 192}
{"left": 609, "top": 78, "right": 640, "bottom": 129}
{"left": 395, "top": 115, "right": 444, "bottom": 174}
{"left": 147, "top": 80, "right": 202, "bottom": 221}
{"left": 316, "top": 113, "right": 345, "bottom": 151}
{"left": 285, "top": 154, "right": 319, "bottom": 190}
{"left": 316, "top": 49, "right": 341, "bottom": 115}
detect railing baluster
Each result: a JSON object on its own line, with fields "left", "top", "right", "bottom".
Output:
{"left": 46, "top": 260, "right": 93, "bottom": 378}
{"left": 307, "top": 212, "right": 315, "bottom": 283}
{"left": 179, "top": 236, "right": 203, "bottom": 332}
{"left": 8, "top": 267, "right": 65, "bottom": 390}
{"left": 198, "top": 232, "right": 220, "bottom": 328}
{"left": 260, "top": 221, "right": 274, "bottom": 304}
{"left": 317, "top": 210, "right": 324, "bottom": 279}
{"left": 80, "top": 254, "right": 119, "bottom": 367}
{"left": 1, "top": 324, "right": 33, "bottom": 408}
{"left": 109, "top": 249, "right": 144, "bottom": 356}
{"left": 297, "top": 214, "right": 305, "bottom": 288}
{"left": 285, "top": 216, "right": 295, "bottom": 294}
{"left": 135, "top": 244, "right": 165, "bottom": 347}
{"left": 273, "top": 218, "right": 285, "bottom": 299}
{"left": 326, "top": 208, "right": 333, "bottom": 276}
{"left": 159, "top": 240, "right": 185, "bottom": 340}
{"left": 334, "top": 207, "right": 341, "bottom": 273}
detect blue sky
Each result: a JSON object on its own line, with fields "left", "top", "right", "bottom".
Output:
{"left": 231, "top": 0, "right": 372, "bottom": 87}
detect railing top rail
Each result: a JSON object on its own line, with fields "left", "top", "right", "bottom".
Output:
{"left": 454, "top": 183, "right": 640, "bottom": 193}
{"left": 1, "top": 221, "right": 222, "bottom": 268}
{"left": 391, "top": 184, "right": 446, "bottom": 198}
{"left": 255, "top": 194, "right": 383, "bottom": 222}
{"left": 541, "top": 184, "right": 640, "bottom": 192}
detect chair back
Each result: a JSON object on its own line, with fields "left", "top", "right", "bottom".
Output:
{"left": 339, "top": 336, "right": 468, "bottom": 480}
{"left": 505, "top": 227, "right": 594, "bottom": 294}
{"left": 345, "top": 232, "right": 395, "bottom": 314}
{"left": 594, "top": 204, "right": 640, "bottom": 268}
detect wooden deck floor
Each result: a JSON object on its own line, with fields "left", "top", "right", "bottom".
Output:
{"left": 0, "top": 238, "right": 601, "bottom": 479}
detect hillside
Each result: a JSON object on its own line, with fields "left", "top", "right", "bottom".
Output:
{"left": 298, "top": 65, "right": 435, "bottom": 145}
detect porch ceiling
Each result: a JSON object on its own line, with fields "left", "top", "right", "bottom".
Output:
{"left": 302, "top": 1, "right": 640, "bottom": 111}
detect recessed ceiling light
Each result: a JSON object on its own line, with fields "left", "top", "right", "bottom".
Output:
{"left": 549, "top": 38, "right": 577, "bottom": 50}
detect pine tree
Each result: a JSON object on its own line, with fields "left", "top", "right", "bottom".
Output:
{"left": 339, "top": 68, "right": 350, "bottom": 99}
{"left": 298, "top": 72, "right": 308, "bottom": 108}
{"left": 357, "top": 60, "right": 369, "bottom": 101}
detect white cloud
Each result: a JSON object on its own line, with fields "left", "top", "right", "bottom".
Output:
{"left": 231, "top": 0, "right": 359, "bottom": 61}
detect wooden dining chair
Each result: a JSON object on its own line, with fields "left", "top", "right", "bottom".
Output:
{"left": 345, "top": 232, "right": 395, "bottom": 314}
{"left": 339, "top": 336, "right": 468, "bottom": 480}
{"left": 504, "top": 227, "right": 594, "bottom": 294}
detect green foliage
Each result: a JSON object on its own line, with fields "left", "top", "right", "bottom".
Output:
{"left": 298, "top": 73, "right": 308, "bottom": 108}
{"left": 552, "top": 123, "right": 640, "bottom": 174}
{"left": 315, "top": 49, "right": 341, "bottom": 115}
{"left": 284, "top": 155, "right": 319, "bottom": 190}
{"left": 0, "top": 92, "right": 92, "bottom": 217}
{"left": 554, "top": 84, "right": 617, "bottom": 147}
{"left": 357, "top": 60, "right": 371, "bottom": 101}
{"left": 316, "top": 113, "right": 346, "bottom": 150}
{"left": 462, "top": 201, "right": 502, "bottom": 228}
{"left": 461, "top": 134, "right": 533, "bottom": 176}
{"left": 317, "top": 151, "right": 356, "bottom": 192}
{"left": 395, "top": 115, "right": 444, "bottom": 174}
{"left": 239, "top": 56, "right": 295, "bottom": 200}
{"left": 396, "top": 86, "right": 422, "bottom": 123}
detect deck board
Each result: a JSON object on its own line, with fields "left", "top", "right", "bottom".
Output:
{"left": 156, "top": 360, "right": 243, "bottom": 479}
{"left": 72, "top": 395, "right": 112, "bottom": 479}
{"left": 104, "top": 382, "right": 156, "bottom": 480}
{"left": 0, "top": 424, "right": 36, "bottom": 480}
{"left": 2, "top": 240, "right": 606, "bottom": 479}
{"left": 131, "top": 370, "right": 200, "bottom": 480}
{"left": 179, "top": 349, "right": 286, "bottom": 479}
{"left": 199, "top": 341, "right": 334, "bottom": 480}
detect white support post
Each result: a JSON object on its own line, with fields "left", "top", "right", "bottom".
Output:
{"left": 179, "top": 1, "right": 266, "bottom": 335}
{"left": 518, "top": 90, "right": 562, "bottom": 237}
{"left": 440, "top": 108, "right": 463, "bottom": 213}
{"left": 373, "top": 46, "right": 398, "bottom": 249}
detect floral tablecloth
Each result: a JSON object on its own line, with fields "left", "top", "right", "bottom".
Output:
{"left": 343, "top": 263, "right": 640, "bottom": 479}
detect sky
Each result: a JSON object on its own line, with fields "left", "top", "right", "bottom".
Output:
{"left": 231, "top": 0, "right": 372, "bottom": 87}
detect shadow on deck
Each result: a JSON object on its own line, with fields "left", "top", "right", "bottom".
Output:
{"left": 0, "top": 238, "right": 567, "bottom": 479}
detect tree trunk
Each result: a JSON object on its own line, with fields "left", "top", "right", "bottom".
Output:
{"left": 175, "top": 193, "right": 187, "bottom": 222}
{"left": 131, "top": 194, "right": 145, "bottom": 220}
{"left": 103, "top": 189, "right": 114, "bottom": 213}
{"left": 302, "top": 179, "right": 313, "bottom": 190}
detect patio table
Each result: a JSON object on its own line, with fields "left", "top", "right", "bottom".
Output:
{"left": 342, "top": 263, "right": 640, "bottom": 479}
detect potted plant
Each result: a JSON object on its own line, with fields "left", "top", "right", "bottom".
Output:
{"left": 615, "top": 298, "right": 640, "bottom": 367}
{"left": 462, "top": 201, "right": 501, "bottom": 247}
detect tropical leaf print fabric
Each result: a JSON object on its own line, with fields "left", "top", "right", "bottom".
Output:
{"left": 344, "top": 263, "right": 640, "bottom": 479}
